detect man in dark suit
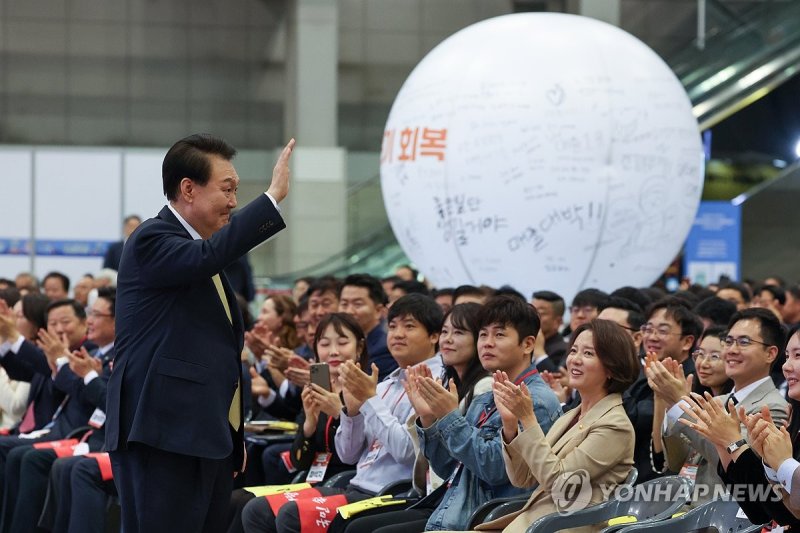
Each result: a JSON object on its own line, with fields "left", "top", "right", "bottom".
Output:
{"left": 105, "top": 134, "right": 294, "bottom": 533}
{"left": 102, "top": 215, "right": 141, "bottom": 271}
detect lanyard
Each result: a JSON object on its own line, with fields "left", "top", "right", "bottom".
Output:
{"left": 44, "top": 395, "right": 70, "bottom": 430}
{"left": 379, "top": 382, "right": 407, "bottom": 415}
{"left": 324, "top": 415, "right": 334, "bottom": 452}
{"left": 477, "top": 368, "right": 539, "bottom": 428}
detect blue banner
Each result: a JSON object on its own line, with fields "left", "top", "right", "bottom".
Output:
{"left": 0, "top": 238, "right": 112, "bottom": 257}
{"left": 683, "top": 201, "right": 741, "bottom": 285}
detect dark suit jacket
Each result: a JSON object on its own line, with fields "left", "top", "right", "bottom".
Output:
{"left": 105, "top": 194, "right": 285, "bottom": 467}
{"left": 103, "top": 240, "right": 124, "bottom": 271}
{"left": 1, "top": 339, "right": 98, "bottom": 437}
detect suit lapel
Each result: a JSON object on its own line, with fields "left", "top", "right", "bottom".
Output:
{"left": 739, "top": 379, "right": 776, "bottom": 411}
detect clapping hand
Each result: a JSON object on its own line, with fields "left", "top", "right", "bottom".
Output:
{"left": 284, "top": 355, "right": 310, "bottom": 387}
{"left": 339, "top": 361, "right": 379, "bottom": 404}
{"left": 541, "top": 370, "right": 568, "bottom": 404}
{"left": 68, "top": 347, "right": 97, "bottom": 378}
{"left": 414, "top": 374, "right": 458, "bottom": 419}
{"left": 678, "top": 392, "right": 744, "bottom": 448}
{"left": 494, "top": 370, "right": 536, "bottom": 442}
{"left": 404, "top": 365, "right": 436, "bottom": 427}
{"left": 248, "top": 366, "right": 272, "bottom": 397}
{"left": 36, "top": 329, "right": 70, "bottom": 364}
{"left": 646, "top": 355, "right": 693, "bottom": 407}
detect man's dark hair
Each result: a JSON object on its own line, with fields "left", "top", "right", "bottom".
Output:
{"left": 672, "top": 290, "right": 700, "bottom": 308}
{"left": 296, "top": 295, "right": 309, "bottom": 316}
{"left": 453, "top": 284, "right": 492, "bottom": 302}
{"left": 571, "top": 288, "right": 609, "bottom": 310}
{"left": 532, "top": 290, "right": 565, "bottom": 317}
{"left": 646, "top": 297, "right": 704, "bottom": 342}
{"left": 727, "top": 307, "right": 786, "bottom": 353}
{"left": 306, "top": 276, "right": 342, "bottom": 299}
{"left": 686, "top": 284, "right": 716, "bottom": 301}
{"left": 571, "top": 319, "right": 639, "bottom": 394}
{"left": 718, "top": 281, "right": 752, "bottom": 303}
{"left": 341, "top": 274, "right": 387, "bottom": 306}
{"left": 124, "top": 214, "right": 142, "bottom": 225}
{"left": 21, "top": 293, "right": 50, "bottom": 332}
{"left": 396, "top": 264, "right": 419, "bottom": 280}
{"left": 494, "top": 285, "right": 526, "bottom": 302}
{"left": 641, "top": 286, "right": 667, "bottom": 303}
{"left": 694, "top": 296, "right": 737, "bottom": 328}
{"left": 0, "top": 287, "right": 21, "bottom": 309}
{"left": 96, "top": 287, "right": 117, "bottom": 317}
{"left": 432, "top": 287, "right": 454, "bottom": 299}
{"left": 387, "top": 294, "right": 443, "bottom": 336}
{"left": 766, "top": 276, "right": 787, "bottom": 288}
{"left": 601, "top": 296, "right": 645, "bottom": 331}
{"left": 162, "top": 134, "right": 237, "bottom": 201}
{"left": 381, "top": 275, "right": 402, "bottom": 286}
{"left": 477, "top": 295, "right": 540, "bottom": 342}
{"left": 610, "top": 286, "right": 652, "bottom": 312}
{"left": 43, "top": 271, "right": 70, "bottom": 293}
{"left": 392, "top": 280, "right": 429, "bottom": 297}
{"left": 788, "top": 284, "right": 800, "bottom": 301}
{"left": 45, "top": 299, "right": 86, "bottom": 321}
{"left": 0, "top": 278, "right": 14, "bottom": 289}
{"left": 758, "top": 284, "right": 787, "bottom": 306}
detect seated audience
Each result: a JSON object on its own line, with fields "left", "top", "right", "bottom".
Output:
{"left": 480, "top": 318, "right": 639, "bottom": 531}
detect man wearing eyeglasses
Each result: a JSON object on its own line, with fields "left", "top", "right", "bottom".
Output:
{"left": 622, "top": 297, "right": 703, "bottom": 483}
{"left": 653, "top": 308, "right": 787, "bottom": 493}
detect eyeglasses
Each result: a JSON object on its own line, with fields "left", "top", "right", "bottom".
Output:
{"left": 88, "top": 311, "right": 113, "bottom": 319}
{"left": 639, "top": 325, "right": 682, "bottom": 338}
{"left": 570, "top": 306, "right": 596, "bottom": 315}
{"left": 720, "top": 336, "right": 771, "bottom": 349}
{"left": 692, "top": 350, "right": 722, "bottom": 363}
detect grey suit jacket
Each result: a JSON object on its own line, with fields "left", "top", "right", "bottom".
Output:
{"left": 663, "top": 377, "right": 788, "bottom": 500}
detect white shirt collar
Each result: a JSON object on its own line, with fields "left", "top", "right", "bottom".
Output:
{"left": 534, "top": 354, "right": 549, "bottom": 365}
{"left": 167, "top": 204, "right": 202, "bottom": 241}
{"left": 732, "top": 375, "right": 772, "bottom": 401}
{"left": 98, "top": 342, "right": 115, "bottom": 356}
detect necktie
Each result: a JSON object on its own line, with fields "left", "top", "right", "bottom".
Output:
{"left": 212, "top": 274, "right": 240, "bottom": 430}
{"left": 725, "top": 393, "right": 739, "bottom": 412}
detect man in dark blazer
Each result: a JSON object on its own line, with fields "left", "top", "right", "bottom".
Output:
{"left": 105, "top": 133, "right": 294, "bottom": 533}
{"left": 102, "top": 215, "right": 141, "bottom": 271}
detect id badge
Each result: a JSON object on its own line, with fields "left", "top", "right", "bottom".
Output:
{"left": 88, "top": 408, "right": 106, "bottom": 429}
{"left": 306, "top": 452, "right": 331, "bottom": 483}
{"left": 678, "top": 462, "right": 699, "bottom": 482}
{"left": 426, "top": 470, "right": 433, "bottom": 496}
{"left": 360, "top": 440, "right": 382, "bottom": 469}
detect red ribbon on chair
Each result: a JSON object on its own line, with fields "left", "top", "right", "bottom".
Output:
{"left": 265, "top": 487, "right": 321, "bottom": 516}
{"left": 33, "top": 439, "right": 79, "bottom": 458}
{"left": 86, "top": 452, "right": 114, "bottom": 481}
{"left": 296, "top": 494, "right": 348, "bottom": 533}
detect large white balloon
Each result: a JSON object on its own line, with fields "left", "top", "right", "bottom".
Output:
{"left": 380, "top": 13, "right": 703, "bottom": 300}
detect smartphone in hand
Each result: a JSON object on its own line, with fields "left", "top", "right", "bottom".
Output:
{"left": 309, "top": 363, "right": 332, "bottom": 392}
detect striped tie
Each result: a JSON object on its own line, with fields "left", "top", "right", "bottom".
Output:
{"left": 212, "top": 274, "right": 240, "bottom": 430}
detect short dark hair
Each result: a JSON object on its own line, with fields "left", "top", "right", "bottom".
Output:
{"left": 396, "top": 264, "right": 419, "bottom": 280}
{"left": 96, "top": 287, "right": 117, "bottom": 317}
{"left": 718, "top": 281, "right": 752, "bottom": 303}
{"left": 646, "top": 297, "right": 704, "bottom": 346}
{"left": 43, "top": 271, "right": 70, "bottom": 293}
{"left": 571, "top": 319, "right": 639, "bottom": 394}
{"left": 672, "top": 290, "right": 701, "bottom": 309}
{"left": 727, "top": 307, "right": 786, "bottom": 353}
{"left": 21, "top": 293, "right": 50, "bottom": 332}
{"left": 312, "top": 313, "right": 369, "bottom": 371}
{"left": 341, "top": 274, "right": 387, "bottom": 306}
{"left": 124, "top": 214, "right": 142, "bottom": 225}
{"left": 306, "top": 276, "right": 342, "bottom": 299}
{"left": 162, "top": 134, "right": 237, "bottom": 201}
{"left": 601, "top": 296, "right": 645, "bottom": 331}
{"left": 392, "top": 280, "right": 429, "bottom": 297}
{"left": 610, "top": 286, "right": 653, "bottom": 312}
{"left": 766, "top": 276, "right": 787, "bottom": 288}
{"left": 494, "top": 285, "right": 526, "bottom": 302}
{"left": 387, "top": 294, "right": 443, "bottom": 336}
{"left": 694, "top": 296, "right": 737, "bottom": 328}
{"left": 45, "top": 299, "right": 86, "bottom": 321}
{"left": 453, "top": 284, "right": 492, "bottom": 302}
{"left": 532, "top": 290, "right": 565, "bottom": 317}
{"left": 759, "top": 284, "right": 787, "bottom": 306}
{"left": 571, "top": 288, "right": 609, "bottom": 310}
{"left": 477, "top": 295, "right": 540, "bottom": 342}
{"left": 0, "top": 287, "right": 21, "bottom": 309}
{"left": 432, "top": 287, "right": 454, "bottom": 299}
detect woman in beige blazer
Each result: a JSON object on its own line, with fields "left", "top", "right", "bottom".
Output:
{"left": 480, "top": 319, "right": 641, "bottom": 533}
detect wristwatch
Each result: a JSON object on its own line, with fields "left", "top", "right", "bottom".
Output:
{"left": 725, "top": 438, "right": 747, "bottom": 454}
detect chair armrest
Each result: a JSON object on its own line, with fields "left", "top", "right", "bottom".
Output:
{"left": 377, "top": 479, "right": 413, "bottom": 496}
{"left": 322, "top": 470, "right": 357, "bottom": 488}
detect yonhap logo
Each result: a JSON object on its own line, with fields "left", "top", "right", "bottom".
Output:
{"left": 552, "top": 469, "right": 592, "bottom": 514}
